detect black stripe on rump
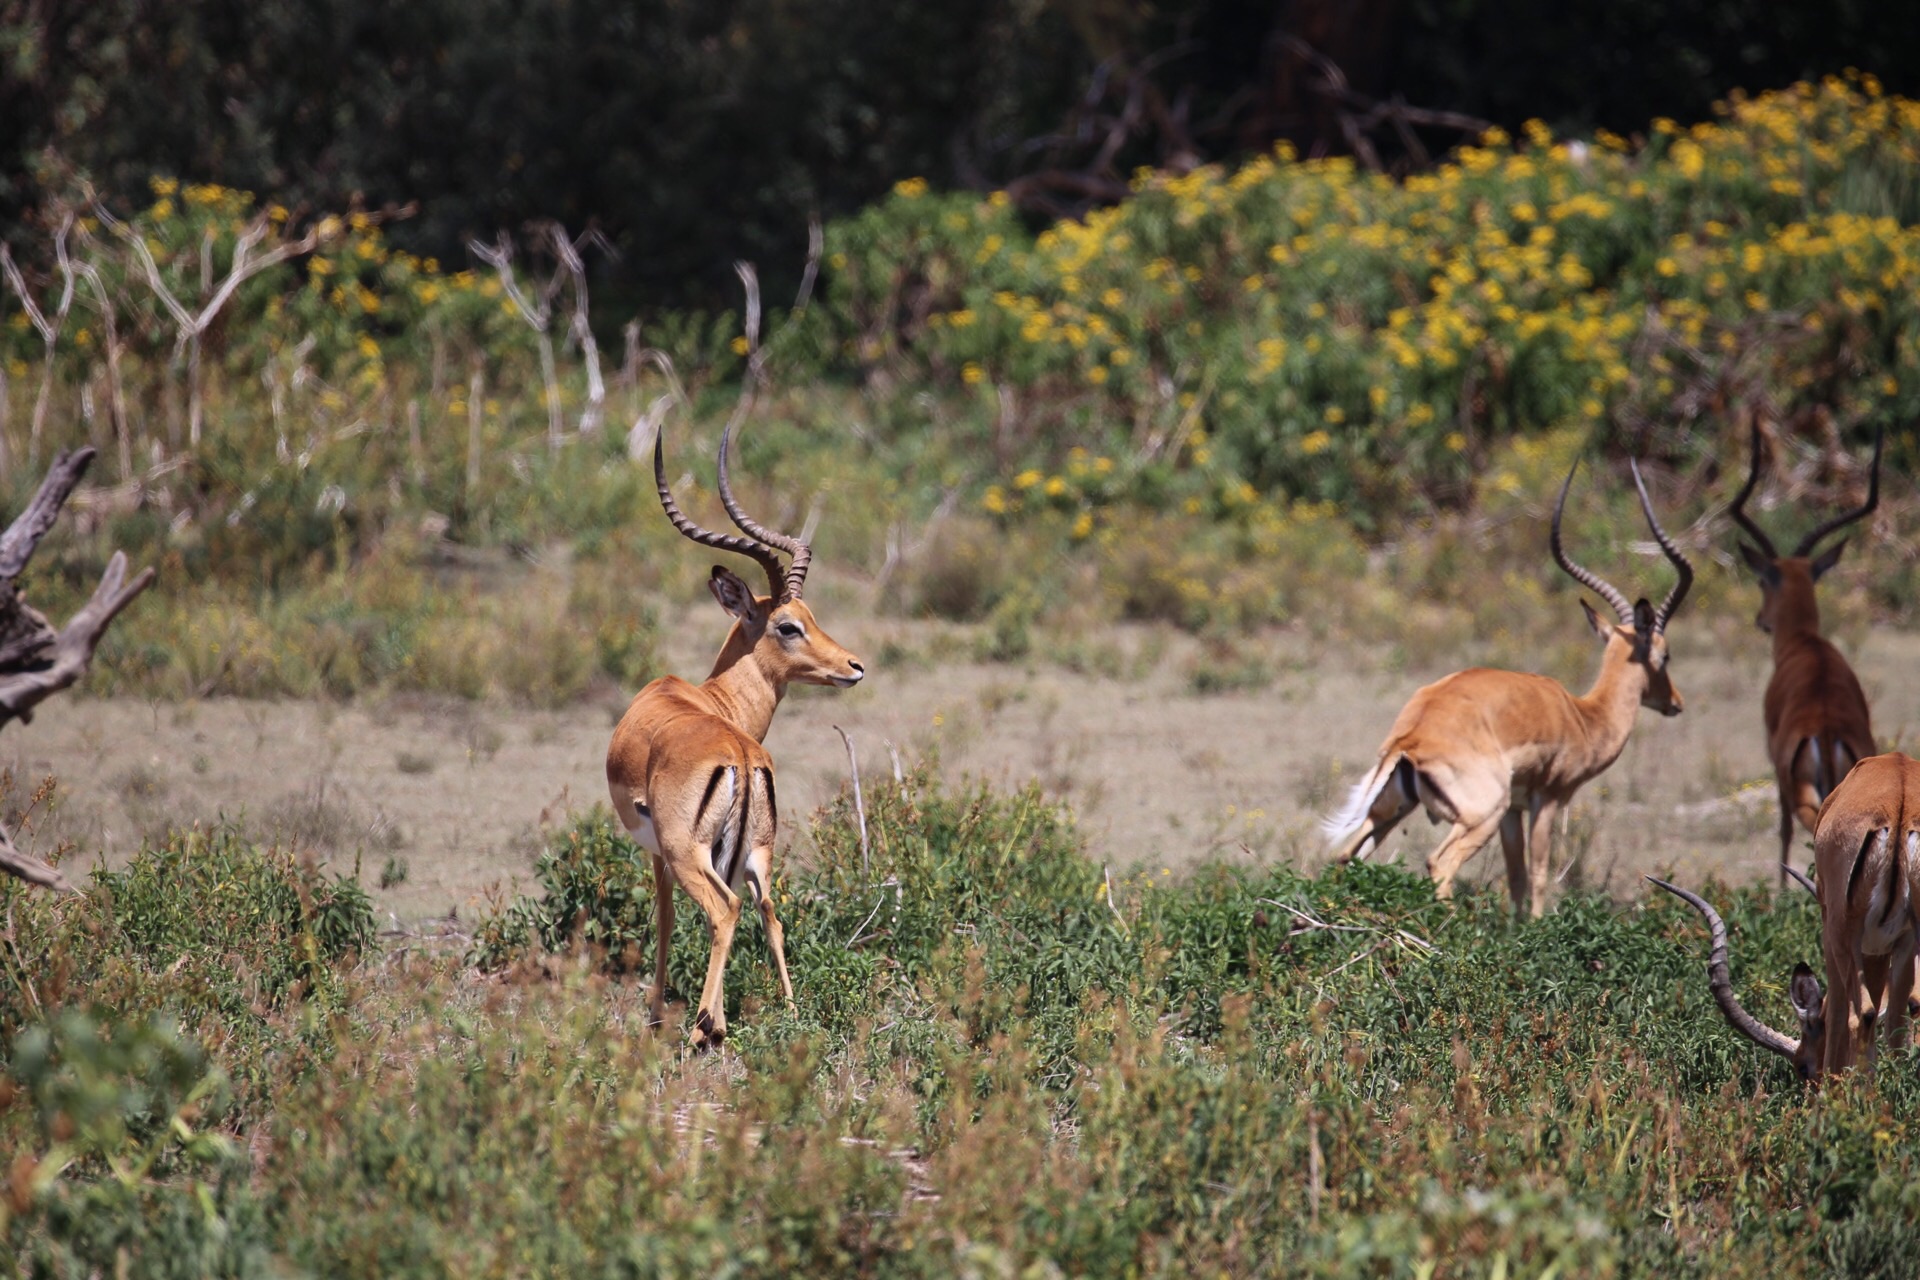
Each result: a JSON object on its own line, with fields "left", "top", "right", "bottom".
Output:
{"left": 1847, "top": 825, "right": 1883, "bottom": 905}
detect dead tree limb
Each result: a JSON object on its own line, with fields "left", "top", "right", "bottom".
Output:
{"left": 0, "top": 446, "right": 156, "bottom": 891}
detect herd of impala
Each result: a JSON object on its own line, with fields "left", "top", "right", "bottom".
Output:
{"left": 606, "top": 412, "right": 1906, "bottom": 1079}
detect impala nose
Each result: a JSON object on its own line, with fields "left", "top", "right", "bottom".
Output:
{"left": 834, "top": 659, "right": 865, "bottom": 687}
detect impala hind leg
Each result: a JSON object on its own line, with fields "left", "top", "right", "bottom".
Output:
{"left": 676, "top": 866, "right": 743, "bottom": 1050}
{"left": 744, "top": 844, "right": 795, "bottom": 1011}
{"left": 1774, "top": 779, "right": 1797, "bottom": 888}
{"left": 1426, "top": 811, "right": 1506, "bottom": 902}
{"left": 1333, "top": 762, "right": 1419, "bottom": 863}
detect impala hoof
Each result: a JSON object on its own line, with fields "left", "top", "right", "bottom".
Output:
{"left": 691, "top": 1008, "right": 726, "bottom": 1052}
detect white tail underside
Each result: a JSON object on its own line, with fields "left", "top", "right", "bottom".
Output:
{"left": 1320, "top": 755, "right": 1399, "bottom": 847}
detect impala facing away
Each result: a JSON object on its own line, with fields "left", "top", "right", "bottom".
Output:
{"left": 606, "top": 426, "right": 865, "bottom": 1050}
{"left": 1325, "top": 459, "right": 1693, "bottom": 917}
{"left": 1654, "top": 752, "right": 1920, "bottom": 1080}
{"left": 1728, "top": 420, "right": 1884, "bottom": 885}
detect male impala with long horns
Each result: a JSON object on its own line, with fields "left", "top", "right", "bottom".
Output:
{"left": 607, "top": 423, "right": 865, "bottom": 1050}
{"left": 1324, "top": 458, "right": 1693, "bottom": 917}
{"left": 1654, "top": 752, "right": 1920, "bottom": 1081}
{"left": 1727, "top": 419, "right": 1884, "bottom": 886}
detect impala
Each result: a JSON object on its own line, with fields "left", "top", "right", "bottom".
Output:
{"left": 1728, "top": 420, "right": 1884, "bottom": 885}
{"left": 1653, "top": 751, "right": 1920, "bottom": 1079}
{"left": 606, "top": 425, "right": 865, "bottom": 1050}
{"left": 1325, "top": 458, "right": 1693, "bottom": 917}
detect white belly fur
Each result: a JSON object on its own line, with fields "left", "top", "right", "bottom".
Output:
{"left": 625, "top": 813, "right": 660, "bottom": 857}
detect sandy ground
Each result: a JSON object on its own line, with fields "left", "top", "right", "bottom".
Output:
{"left": 8, "top": 613, "right": 1919, "bottom": 923}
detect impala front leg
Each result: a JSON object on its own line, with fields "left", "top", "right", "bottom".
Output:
{"left": 650, "top": 852, "right": 674, "bottom": 1030}
{"left": 745, "top": 846, "right": 795, "bottom": 1011}
{"left": 1497, "top": 806, "right": 1526, "bottom": 910}
{"left": 1525, "top": 795, "right": 1561, "bottom": 919}
{"left": 1885, "top": 935, "right": 1917, "bottom": 1055}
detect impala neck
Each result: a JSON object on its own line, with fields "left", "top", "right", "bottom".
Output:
{"left": 1771, "top": 569, "right": 1823, "bottom": 653}
{"left": 700, "top": 624, "right": 785, "bottom": 742}
{"left": 1572, "top": 634, "right": 1646, "bottom": 768}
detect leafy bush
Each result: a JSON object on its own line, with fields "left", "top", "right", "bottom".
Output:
{"left": 1, "top": 1009, "right": 269, "bottom": 1280}
{"left": 826, "top": 75, "right": 1917, "bottom": 518}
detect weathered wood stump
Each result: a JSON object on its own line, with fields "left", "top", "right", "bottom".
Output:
{"left": 0, "top": 447, "right": 155, "bottom": 891}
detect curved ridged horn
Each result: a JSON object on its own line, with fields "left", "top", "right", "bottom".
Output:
{"left": 1551, "top": 460, "right": 1634, "bottom": 624}
{"left": 1629, "top": 460, "right": 1693, "bottom": 635}
{"left": 1792, "top": 425, "right": 1884, "bottom": 558}
{"left": 1783, "top": 863, "right": 1817, "bottom": 896}
{"left": 715, "top": 420, "right": 812, "bottom": 600}
{"left": 1647, "top": 875, "right": 1801, "bottom": 1062}
{"left": 655, "top": 429, "right": 786, "bottom": 597}
{"left": 1727, "top": 418, "right": 1780, "bottom": 561}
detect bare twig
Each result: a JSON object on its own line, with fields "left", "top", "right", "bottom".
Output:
{"left": 97, "top": 201, "right": 321, "bottom": 448}
{"left": 0, "top": 217, "right": 77, "bottom": 469}
{"left": 0, "top": 447, "right": 153, "bottom": 888}
{"left": 544, "top": 223, "right": 607, "bottom": 436}
{"left": 470, "top": 232, "right": 565, "bottom": 451}
{"left": 834, "top": 725, "right": 870, "bottom": 878}
{"left": 1102, "top": 865, "right": 1130, "bottom": 936}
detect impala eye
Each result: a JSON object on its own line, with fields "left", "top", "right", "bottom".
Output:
{"left": 776, "top": 622, "right": 804, "bottom": 640}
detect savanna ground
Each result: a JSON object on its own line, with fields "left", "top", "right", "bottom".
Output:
{"left": 14, "top": 611, "right": 1920, "bottom": 921}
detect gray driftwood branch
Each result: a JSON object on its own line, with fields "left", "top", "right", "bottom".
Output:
{"left": 0, "top": 447, "right": 156, "bottom": 891}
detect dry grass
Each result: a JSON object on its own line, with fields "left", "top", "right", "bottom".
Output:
{"left": 13, "top": 607, "right": 1918, "bottom": 921}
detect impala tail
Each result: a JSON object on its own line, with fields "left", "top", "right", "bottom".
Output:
{"left": 1321, "top": 751, "right": 1408, "bottom": 847}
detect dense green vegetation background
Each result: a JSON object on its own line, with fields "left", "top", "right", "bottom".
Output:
{"left": 5, "top": 0, "right": 1918, "bottom": 307}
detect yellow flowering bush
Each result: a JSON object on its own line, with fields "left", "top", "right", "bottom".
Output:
{"left": 824, "top": 73, "right": 1920, "bottom": 517}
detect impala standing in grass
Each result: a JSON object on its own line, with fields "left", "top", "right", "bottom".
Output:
{"left": 1654, "top": 751, "right": 1920, "bottom": 1080}
{"left": 1727, "top": 419, "right": 1884, "bottom": 886}
{"left": 1325, "top": 458, "right": 1693, "bottom": 917}
{"left": 606, "top": 424, "right": 865, "bottom": 1050}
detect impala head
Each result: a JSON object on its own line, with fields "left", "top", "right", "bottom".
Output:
{"left": 705, "top": 566, "right": 864, "bottom": 688}
{"left": 1648, "top": 876, "right": 1827, "bottom": 1081}
{"left": 1728, "top": 419, "right": 1883, "bottom": 635}
{"left": 1552, "top": 458, "right": 1693, "bottom": 717}
{"left": 654, "top": 423, "right": 865, "bottom": 691}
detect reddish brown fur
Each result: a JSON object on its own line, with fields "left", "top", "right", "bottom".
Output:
{"left": 1811, "top": 753, "right": 1920, "bottom": 1075}
{"left": 1755, "top": 558, "right": 1876, "bottom": 864}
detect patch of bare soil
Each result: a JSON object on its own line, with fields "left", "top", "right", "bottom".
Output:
{"left": 9, "top": 614, "right": 1919, "bottom": 922}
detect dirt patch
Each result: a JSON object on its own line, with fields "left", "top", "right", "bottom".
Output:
{"left": 9, "top": 613, "right": 1919, "bottom": 922}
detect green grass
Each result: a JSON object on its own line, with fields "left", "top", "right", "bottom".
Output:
{"left": 6, "top": 766, "right": 1919, "bottom": 1277}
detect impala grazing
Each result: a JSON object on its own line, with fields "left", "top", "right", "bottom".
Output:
{"left": 1654, "top": 752, "right": 1920, "bottom": 1080}
{"left": 606, "top": 425, "right": 865, "bottom": 1050}
{"left": 1325, "top": 458, "right": 1693, "bottom": 917}
{"left": 1728, "top": 420, "right": 1884, "bottom": 886}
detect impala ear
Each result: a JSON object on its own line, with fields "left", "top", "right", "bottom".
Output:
{"left": 1809, "top": 537, "right": 1848, "bottom": 580}
{"left": 1790, "top": 962, "right": 1824, "bottom": 1022}
{"left": 1737, "top": 542, "right": 1779, "bottom": 581}
{"left": 1579, "top": 598, "right": 1609, "bottom": 639}
{"left": 708, "top": 565, "right": 761, "bottom": 620}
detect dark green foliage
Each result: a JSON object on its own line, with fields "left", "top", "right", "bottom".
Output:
{"left": 1, "top": 1010, "right": 271, "bottom": 1278}
{"left": 6, "top": 1, "right": 1916, "bottom": 309}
